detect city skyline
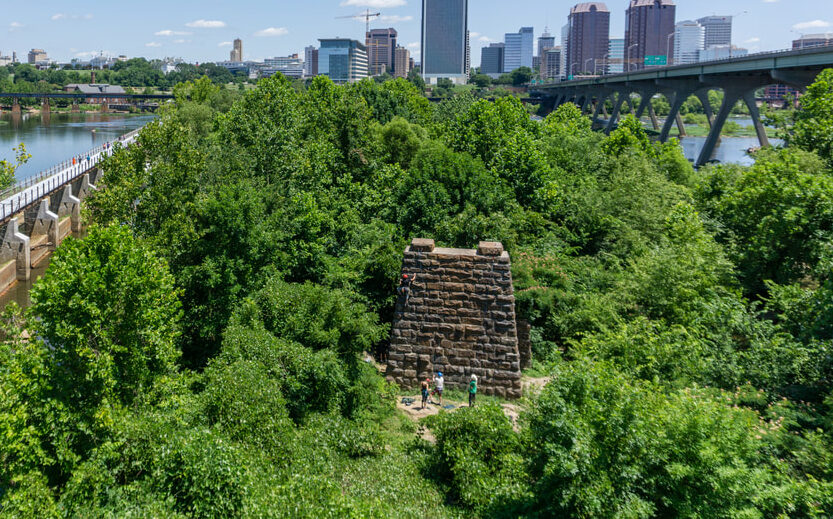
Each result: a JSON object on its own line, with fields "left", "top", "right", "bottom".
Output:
{"left": 0, "top": 0, "right": 831, "bottom": 67}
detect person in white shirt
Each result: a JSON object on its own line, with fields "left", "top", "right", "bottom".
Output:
{"left": 431, "top": 371, "right": 444, "bottom": 406}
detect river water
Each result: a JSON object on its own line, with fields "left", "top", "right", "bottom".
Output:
{"left": 0, "top": 112, "right": 152, "bottom": 311}
{"left": 0, "top": 112, "right": 155, "bottom": 181}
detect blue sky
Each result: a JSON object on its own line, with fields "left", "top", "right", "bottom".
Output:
{"left": 1, "top": 0, "right": 830, "bottom": 66}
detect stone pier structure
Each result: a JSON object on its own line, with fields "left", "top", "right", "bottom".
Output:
{"left": 386, "top": 239, "right": 523, "bottom": 398}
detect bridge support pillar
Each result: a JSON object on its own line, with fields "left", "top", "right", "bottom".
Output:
{"left": 744, "top": 91, "right": 770, "bottom": 149}
{"left": 697, "top": 88, "right": 742, "bottom": 166}
{"left": 0, "top": 219, "right": 31, "bottom": 282}
{"left": 76, "top": 173, "right": 97, "bottom": 200}
{"left": 605, "top": 91, "right": 628, "bottom": 134}
{"left": 100, "top": 102, "right": 109, "bottom": 113}
{"left": 58, "top": 185, "right": 82, "bottom": 234}
{"left": 11, "top": 99, "right": 21, "bottom": 115}
{"left": 71, "top": 102, "right": 80, "bottom": 113}
{"left": 41, "top": 98, "right": 50, "bottom": 114}
{"left": 635, "top": 91, "right": 654, "bottom": 119}
{"left": 648, "top": 103, "right": 660, "bottom": 130}
{"left": 591, "top": 91, "right": 611, "bottom": 127}
{"left": 32, "top": 200, "right": 60, "bottom": 252}
{"left": 660, "top": 91, "right": 688, "bottom": 142}
{"left": 676, "top": 112, "right": 687, "bottom": 137}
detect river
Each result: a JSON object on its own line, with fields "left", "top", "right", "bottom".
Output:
{"left": 0, "top": 112, "right": 152, "bottom": 311}
{"left": 0, "top": 112, "right": 155, "bottom": 181}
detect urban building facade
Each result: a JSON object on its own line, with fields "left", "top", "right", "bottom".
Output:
{"left": 304, "top": 46, "right": 319, "bottom": 77}
{"left": 262, "top": 54, "right": 305, "bottom": 79}
{"left": 624, "top": 0, "right": 676, "bottom": 70}
{"left": 394, "top": 45, "right": 411, "bottom": 78}
{"left": 697, "top": 15, "right": 732, "bottom": 48}
{"left": 607, "top": 38, "right": 625, "bottom": 73}
{"left": 567, "top": 3, "right": 611, "bottom": 77}
{"left": 674, "top": 20, "right": 705, "bottom": 65}
{"left": 366, "top": 28, "right": 397, "bottom": 76}
{"left": 792, "top": 33, "right": 833, "bottom": 49}
{"left": 421, "top": 0, "right": 469, "bottom": 84}
{"left": 319, "top": 38, "right": 368, "bottom": 84}
{"left": 480, "top": 43, "right": 505, "bottom": 78}
{"left": 28, "top": 49, "right": 48, "bottom": 65}
{"left": 537, "top": 30, "right": 556, "bottom": 73}
{"left": 542, "top": 47, "right": 562, "bottom": 80}
{"left": 503, "top": 27, "right": 534, "bottom": 73}
{"left": 698, "top": 44, "right": 747, "bottom": 61}
{"left": 560, "top": 23, "right": 570, "bottom": 81}
{"left": 230, "top": 39, "right": 243, "bottom": 62}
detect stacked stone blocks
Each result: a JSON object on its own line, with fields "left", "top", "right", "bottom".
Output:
{"left": 386, "top": 239, "right": 523, "bottom": 399}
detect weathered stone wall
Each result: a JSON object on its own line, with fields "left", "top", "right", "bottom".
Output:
{"left": 517, "top": 319, "right": 532, "bottom": 370}
{"left": 386, "top": 239, "right": 522, "bottom": 399}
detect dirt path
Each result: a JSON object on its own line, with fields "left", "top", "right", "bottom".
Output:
{"left": 396, "top": 393, "right": 525, "bottom": 442}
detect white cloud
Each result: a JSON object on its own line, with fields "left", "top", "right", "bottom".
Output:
{"left": 763, "top": 0, "right": 778, "bottom": 3}
{"left": 218, "top": 41, "right": 233, "bottom": 47}
{"left": 155, "top": 29, "right": 191, "bottom": 36}
{"left": 9, "top": 21, "right": 23, "bottom": 31}
{"left": 792, "top": 19, "right": 831, "bottom": 31}
{"left": 145, "top": 42, "right": 162, "bottom": 47}
{"left": 745, "top": 37, "right": 761, "bottom": 44}
{"left": 340, "top": 0, "right": 406, "bottom": 7}
{"left": 52, "top": 13, "right": 93, "bottom": 21}
{"left": 186, "top": 19, "right": 226, "bottom": 28}
{"left": 255, "top": 27, "right": 289, "bottom": 37}
{"left": 173, "top": 39, "right": 188, "bottom": 44}
{"left": 379, "top": 15, "right": 413, "bottom": 22}
{"left": 407, "top": 42, "right": 419, "bottom": 48}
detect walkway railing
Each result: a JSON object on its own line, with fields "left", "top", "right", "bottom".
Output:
{"left": 0, "top": 127, "right": 143, "bottom": 222}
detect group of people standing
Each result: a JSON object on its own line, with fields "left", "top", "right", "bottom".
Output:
{"left": 419, "top": 372, "right": 478, "bottom": 410}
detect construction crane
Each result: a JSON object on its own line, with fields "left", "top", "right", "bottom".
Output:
{"left": 335, "top": 9, "right": 381, "bottom": 36}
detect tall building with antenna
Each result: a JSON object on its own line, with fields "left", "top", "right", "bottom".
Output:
{"left": 421, "top": 0, "right": 468, "bottom": 85}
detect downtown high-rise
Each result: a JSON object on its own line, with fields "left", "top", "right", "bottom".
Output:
{"left": 624, "top": 0, "right": 676, "bottom": 70}
{"left": 697, "top": 16, "right": 732, "bottom": 48}
{"left": 480, "top": 43, "right": 505, "bottom": 78}
{"left": 674, "top": 20, "right": 705, "bottom": 65}
{"left": 421, "top": 0, "right": 468, "bottom": 84}
{"left": 366, "top": 28, "right": 398, "bottom": 76}
{"left": 567, "top": 2, "right": 610, "bottom": 77}
{"left": 503, "top": 27, "right": 534, "bottom": 73}
{"left": 230, "top": 39, "right": 243, "bottom": 62}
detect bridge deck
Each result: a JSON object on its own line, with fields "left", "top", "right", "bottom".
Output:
{"left": 0, "top": 128, "right": 141, "bottom": 223}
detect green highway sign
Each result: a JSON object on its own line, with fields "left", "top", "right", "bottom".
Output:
{"left": 644, "top": 55, "right": 668, "bottom": 66}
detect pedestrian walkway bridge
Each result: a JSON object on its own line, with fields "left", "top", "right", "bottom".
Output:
{"left": 0, "top": 128, "right": 141, "bottom": 294}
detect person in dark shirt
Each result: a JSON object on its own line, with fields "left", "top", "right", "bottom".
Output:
{"left": 397, "top": 274, "right": 416, "bottom": 304}
{"left": 421, "top": 378, "right": 430, "bottom": 410}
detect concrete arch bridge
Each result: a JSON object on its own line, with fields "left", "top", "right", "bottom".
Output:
{"left": 529, "top": 46, "right": 833, "bottom": 166}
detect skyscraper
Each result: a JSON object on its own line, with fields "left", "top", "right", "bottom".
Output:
{"left": 318, "top": 39, "right": 368, "bottom": 84}
{"left": 304, "top": 45, "right": 319, "bottom": 77}
{"left": 421, "top": 0, "right": 468, "bottom": 84}
{"left": 480, "top": 43, "right": 505, "bottom": 78}
{"left": 394, "top": 45, "right": 411, "bottom": 78}
{"left": 608, "top": 38, "right": 625, "bottom": 73}
{"left": 697, "top": 16, "right": 732, "bottom": 48}
{"left": 560, "top": 23, "right": 570, "bottom": 79}
{"left": 230, "top": 39, "right": 243, "bottom": 62}
{"left": 674, "top": 20, "right": 705, "bottom": 65}
{"left": 367, "top": 28, "right": 397, "bottom": 76}
{"left": 503, "top": 27, "right": 534, "bottom": 73}
{"left": 538, "top": 32, "right": 556, "bottom": 59}
{"left": 542, "top": 47, "right": 562, "bottom": 80}
{"left": 624, "top": 0, "right": 676, "bottom": 71}
{"left": 567, "top": 3, "right": 610, "bottom": 76}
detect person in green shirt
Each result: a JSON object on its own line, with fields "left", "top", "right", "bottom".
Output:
{"left": 469, "top": 374, "right": 477, "bottom": 407}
